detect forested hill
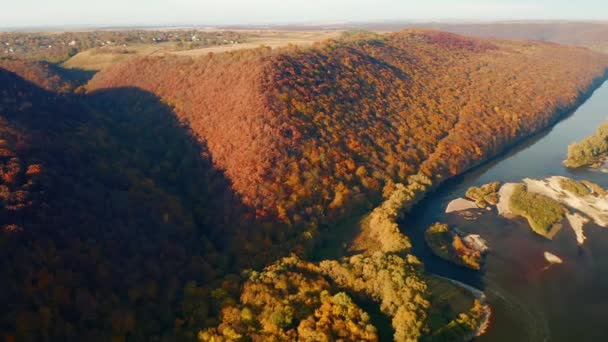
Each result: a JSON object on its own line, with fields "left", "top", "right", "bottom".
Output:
{"left": 2, "top": 30, "right": 608, "bottom": 340}
{"left": 88, "top": 30, "right": 608, "bottom": 234}
{"left": 0, "top": 58, "right": 93, "bottom": 92}
{"left": 0, "top": 68, "right": 268, "bottom": 340}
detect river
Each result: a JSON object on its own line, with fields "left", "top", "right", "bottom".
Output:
{"left": 401, "top": 81, "right": 608, "bottom": 341}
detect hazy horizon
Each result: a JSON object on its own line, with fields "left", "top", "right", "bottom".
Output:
{"left": 1, "top": 0, "right": 607, "bottom": 30}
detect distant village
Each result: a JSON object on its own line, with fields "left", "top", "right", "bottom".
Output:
{"left": 0, "top": 30, "right": 248, "bottom": 62}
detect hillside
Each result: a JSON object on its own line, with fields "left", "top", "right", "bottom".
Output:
{"left": 88, "top": 30, "right": 608, "bottom": 238}
{"left": 0, "top": 68, "right": 270, "bottom": 340}
{"left": 0, "top": 58, "right": 93, "bottom": 92}
{"left": 417, "top": 22, "right": 608, "bottom": 53}
{"left": 2, "top": 30, "right": 608, "bottom": 340}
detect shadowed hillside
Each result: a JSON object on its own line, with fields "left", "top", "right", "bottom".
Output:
{"left": 0, "top": 58, "right": 95, "bottom": 92}
{"left": 0, "top": 69, "right": 278, "bottom": 340}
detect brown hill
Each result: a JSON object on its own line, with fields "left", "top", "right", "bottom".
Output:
{"left": 88, "top": 30, "right": 608, "bottom": 234}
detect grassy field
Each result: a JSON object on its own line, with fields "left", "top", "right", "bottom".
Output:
{"left": 62, "top": 43, "right": 174, "bottom": 70}
{"left": 172, "top": 30, "right": 343, "bottom": 56}
{"left": 62, "top": 30, "right": 344, "bottom": 70}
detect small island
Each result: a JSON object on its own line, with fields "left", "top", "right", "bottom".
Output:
{"left": 544, "top": 252, "right": 563, "bottom": 264}
{"left": 435, "top": 177, "right": 608, "bottom": 275}
{"left": 425, "top": 222, "right": 486, "bottom": 270}
{"left": 468, "top": 177, "right": 608, "bottom": 244}
{"left": 465, "top": 181, "right": 501, "bottom": 208}
{"left": 508, "top": 183, "right": 567, "bottom": 239}
{"left": 564, "top": 120, "right": 608, "bottom": 168}
{"left": 445, "top": 181, "right": 501, "bottom": 214}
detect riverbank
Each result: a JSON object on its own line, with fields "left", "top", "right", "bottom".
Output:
{"left": 399, "top": 78, "right": 608, "bottom": 342}
{"left": 433, "top": 275, "right": 492, "bottom": 339}
{"left": 437, "top": 70, "right": 608, "bottom": 192}
{"left": 402, "top": 71, "right": 608, "bottom": 235}
{"left": 564, "top": 120, "right": 608, "bottom": 168}
{"left": 306, "top": 74, "right": 608, "bottom": 342}
{"left": 318, "top": 70, "right": 608, "bottom": 258}
{"left": 446, "top": 198, "right": 478, "bottom": 213}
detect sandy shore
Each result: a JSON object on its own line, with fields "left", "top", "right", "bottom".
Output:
{"left": 524, "top": 177, "right": 608, "bottom": 227}
{"left": 565, "top": 212, "right": 589, "bottom": 245}
{"left": 496, "top": 183, "right": 518, "bottom": 218}
{"left": 446, "top": 198, "right": 478, "bottom": 213}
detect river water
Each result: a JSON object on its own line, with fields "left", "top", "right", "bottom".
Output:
{"left": 401, "top": 81, "right": 608, "bottom": 341}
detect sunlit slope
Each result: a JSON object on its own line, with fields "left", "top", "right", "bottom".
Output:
{"left": 88, "top": 29, "right": 608, "bottom": 232}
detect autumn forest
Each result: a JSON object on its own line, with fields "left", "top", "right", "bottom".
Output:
{"left": 1, "top": 28, "right": 608, "bottom": 341}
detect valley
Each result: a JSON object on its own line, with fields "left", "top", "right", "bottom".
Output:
{"left": 1, "top": 25, "right": 608, "bottom": 341}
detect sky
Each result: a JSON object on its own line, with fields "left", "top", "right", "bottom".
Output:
{"left": 0, "top": 0, "right": 607, "bottom": 29}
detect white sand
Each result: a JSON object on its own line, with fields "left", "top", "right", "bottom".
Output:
{"left": 544, "top": 251, "right": 563, "bottom": 264}
{"left": 463, "top": 234, "right": 490, "bottom": 253}
{"left": 523, "top": 176, "right": 608, "bottom": 227}
{"left": 565, "top": 212, "right": 589, "bottom": 245}
{"left": 496, "top": 183, "right": 518, "bottom": 218}
{"left": 446, "top": 198, "right": 478, "bottom": 213}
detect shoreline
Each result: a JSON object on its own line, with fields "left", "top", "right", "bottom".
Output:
{"left": 446, "top": 197, "right": 478, "bottom": 213}
{"left": 433, "top": 275, "right": 492, "bottom": 339}
{"left": 308, "top": 68, "right": 608, "bottom": 342}
{"left": 496, "top": 183, "right": 517, "bottom": 218}
{"left": 392, "top": 71, "right": 608, "bottom": 228}
{"left": 565, "top": 212, "right": 589, "bottom": 245}
{"left": 437, "top": 70, "right": 608, "bottom": 189}
{"left": 392, "top": 75, "right": 607, "bottom": 338}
